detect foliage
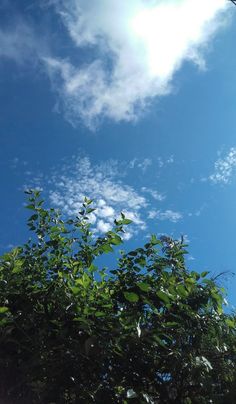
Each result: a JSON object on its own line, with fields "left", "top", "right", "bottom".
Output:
{"left": 0, "top": 190, "right": 236, "bottom": 403}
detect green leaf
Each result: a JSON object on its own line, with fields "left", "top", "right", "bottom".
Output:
{"left": 110, "top": 235, "right": 122, "bottom": 246}
{"left": 137, "top": 282, "right": 150, "bottom": 292}
{"left": 88, "top": 264, "right": 98, "bottom": 273}
{"left": 50, "top": 226, "right": 60, "bottom": 233}
{"left": 128, "top": 251, "right": 138, "bottom": 257}
{"left": 176, "top": 284, "right": 188, "bottom": 298}
{"left": 202, "top": 279, "right": 213, "bottom": 285}
{"left": 136, "top": 257, "right": 146, "bottom": 267}
{"left": 70, "top": 287, "right": 80, "bottom": 295}
{"left": 75, "top": 273, "right": 91, "bottom": 288}
{"left": 0, "top": 307, "right": 9, "bottom": 314}
{"left": 84, "top": 197, "right": 93, "bottom": 205}
{"left": 100, "top": 244, "right": 114, "bottom": 253}
{"left": 153, "top": 335, "right": 166, "bottom": 348}
{"left": 165, "top": 322, "right": 179, "bottom": 328}
{"left": 95, "top": 311, "right": 106, "bottom": 317}
{"left": 190, "top": 271, "right": 200, "bottom": 281}
{"left": 150, "top": 235, "right": 160, "bottom": 245}
{"left": 25, "top": 204, "right": 35, "bottom": 210}
{"left": 226, "top": 318, "right": 235, "bottom": 328}
{"left": 117, "top": 215, "right": 132, "bottom": 225}
{"left": 124, "top": 292, "right": 139, "bottom": 303}
{"left": 156, "top": 290, "right": 170, "bottom": 304}
{"left": 29, "top": 214, "right": 38, "bottom": 221}
{"left": 201, "top": 271, "right": 209, "bottom": 278}
{"left": 12, "top": 260, "right": 23, "bottom": 274}
{"left": 123, "top": 219, "right": 132, "bottom": 225}
{"left": 87, "top": 208, "right": 96, "bottom": 214}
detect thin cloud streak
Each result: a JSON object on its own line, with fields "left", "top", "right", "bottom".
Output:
{"left": 148, "top": 209, "right": 182, "bottom": 222}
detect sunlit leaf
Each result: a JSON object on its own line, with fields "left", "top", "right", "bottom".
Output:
{"left": 124, "top": 292, "right": 139, "bottom": 303}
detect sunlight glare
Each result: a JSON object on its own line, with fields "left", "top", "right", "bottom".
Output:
{"left": 130, "top": 0, "right": 227, "bottom": 78}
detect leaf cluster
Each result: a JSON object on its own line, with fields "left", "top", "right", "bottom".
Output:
{"left": 0, "top": 191, "right": 236, "bottom": 403}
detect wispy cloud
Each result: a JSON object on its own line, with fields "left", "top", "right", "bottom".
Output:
{"left": 188, "top": 204, "right": 206, "bottom": 217}
{"left": 148, "top": 209, "right": 182, "bottom": 223}
{"left": 208, "top": 147, "right": 236, "bottom": 184}
{"left": 44, "top": 0, "right": 229, "bottom": 127}
{"left": 141, "top": 187, "right": 165, "bottom": 201}
{"left": 0, "top": 4, "right": 50, "bottom": 68}
{"left": 129, "top": 158, "right": 152, "bottom": 172}
{"left": 0, "top": 22, "right": 37, "bottom": 64}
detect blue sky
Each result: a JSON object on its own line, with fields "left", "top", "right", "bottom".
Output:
{"left": 1, "top": 0, "right": 236, "bottom": 304}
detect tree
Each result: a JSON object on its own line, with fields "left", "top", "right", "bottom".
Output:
{"left": 0, "top": 190, "right": 235, "bottom": 403}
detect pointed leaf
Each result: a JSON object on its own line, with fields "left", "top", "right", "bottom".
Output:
{"left": 124, "top": 292, "right": 139, "bottom": 303}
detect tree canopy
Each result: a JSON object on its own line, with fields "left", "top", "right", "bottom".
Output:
{"left": 0, "top": 190, "right": 236, "bottom": 403}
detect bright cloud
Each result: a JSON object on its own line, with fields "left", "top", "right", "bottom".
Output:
{"left": 40, "top": 155, "right": 182, "bottom": 238}
{"left": 141, "top": 187, "right": 166, "bottom": 201}
{"left": 44, "top": 0, "right": 229, "bottom": 127}
{"left": 148, "top": 209, "right": 182, "bottom": 222}
{"left": 209, "top": 147, "right": 236, "bottom": 184}
{"left": 49, "top": 156, "right": 148, "bottom": 238}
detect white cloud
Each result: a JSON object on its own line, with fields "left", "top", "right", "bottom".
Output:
{"left": 44, "top": 0, "right": 229, "bottom": 127}
{"left": 97, "top": 219, "right": 112, "bottom": 233}
{"left": 25, "top": 154, "right": 184, "bottom": 237}
{"left": 97, "top": 205, "right": 115, "bottom": 218}
{"left": 148, "top": 209, "right": 182, "bottom": 222}
{"left": 141, "top": 187, "right": 165, "bottom": 201}
{"left": 209, "top": 147, "right": 236, "bottom": 184}
{"left": 49, "top": 156, "right": 147, "bottom": 237}
{"left": 128, "top": 158, "right": 152, "bottom": 172}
